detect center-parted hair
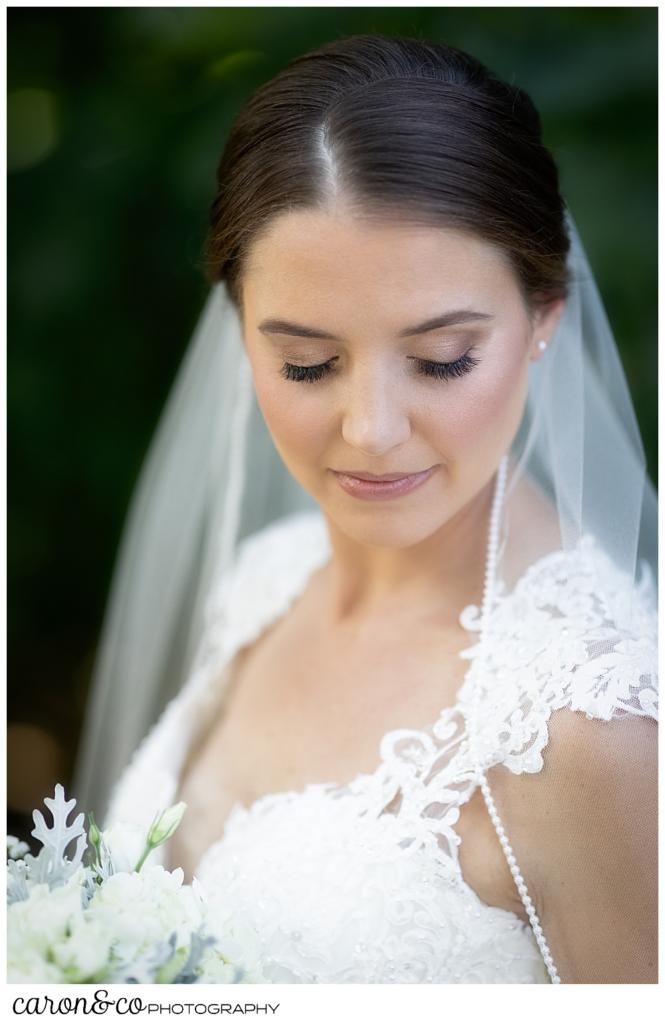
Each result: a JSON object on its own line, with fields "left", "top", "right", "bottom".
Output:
{"left": 202, "top": 33, "right": 571, "bottom": 316}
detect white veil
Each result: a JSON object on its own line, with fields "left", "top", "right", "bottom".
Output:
{"left": 70, "top": 207, "right": 658, "bottom": 845}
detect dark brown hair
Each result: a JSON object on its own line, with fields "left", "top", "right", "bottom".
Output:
{"left": 202, "top": 33, "right": 571, "bottom": 319}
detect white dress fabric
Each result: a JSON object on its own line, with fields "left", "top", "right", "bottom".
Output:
{"left": 104, "top": 509, "right": 658, "bottom": 984}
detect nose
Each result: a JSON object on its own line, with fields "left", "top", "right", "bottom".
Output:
{"left": 340, "top": 363, "right": 411, "bottom": 456}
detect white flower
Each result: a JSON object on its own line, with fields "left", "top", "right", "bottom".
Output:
{"left": 7, "top": 858, "right": 252, "bottom": 984}
{"left": 196, "top": 954, "right": 245, "bottom": 984}
{"left": 7, "top": 945, "right": 65, "bottom": 984}
{"left": 8, "top": 795, "right": 254, "bottom": 985}
{"left": 7, "top": 877, "right": 82, "bottom": 982}
{"left": 88, "top": 864, "right": 203, "bottom": 966}
{"left": 7, "top": 834, "right": 30, "bottom": 859}
{"left": 50, "top": 913, "right": 114, "bottom": 981}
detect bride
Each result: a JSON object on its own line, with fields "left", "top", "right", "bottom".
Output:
{"left": 71, "top": 34, "right": 657, "bottom": 984}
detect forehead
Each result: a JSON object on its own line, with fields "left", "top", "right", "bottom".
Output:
{"left": 241, "top": 208, "right": 517, "bottom": 313}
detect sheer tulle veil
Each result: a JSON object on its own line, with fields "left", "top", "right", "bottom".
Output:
{"left": 70, "top": 203, "right": 657, "bottom": 828}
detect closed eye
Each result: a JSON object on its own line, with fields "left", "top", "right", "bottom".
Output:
{"left": 280, "top": 351, "right": 480, "bottom": 384}
{"left": 413, "top": 352, "right": 480, "bottom": 380}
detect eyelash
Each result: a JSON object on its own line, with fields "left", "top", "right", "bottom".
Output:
{"left": 280, "top": 352, "right": 480, "bottom": 384}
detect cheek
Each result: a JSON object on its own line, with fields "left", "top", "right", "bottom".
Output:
{"left": 251, "top": 370, "right": 331, "bottom": 466}
{"left": 426, "top": 342, "right": 529, "bottom": 454}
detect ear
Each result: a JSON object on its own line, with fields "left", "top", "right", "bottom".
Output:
{"left": 529, "top": 297, "right": 566, "bottom": 362}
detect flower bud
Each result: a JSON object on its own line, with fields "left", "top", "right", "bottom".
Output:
{"left": 146, "top": 802, "right": 187, "bottom": 848}
{"left": 87, "top": 813, "right": 101, "bottom": 850}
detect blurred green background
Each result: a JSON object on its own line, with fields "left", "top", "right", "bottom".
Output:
{"left": 7, "top": 7, "right": 657, "bottom": 835}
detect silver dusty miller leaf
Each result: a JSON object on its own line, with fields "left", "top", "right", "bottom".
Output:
{"left": 23, "top": 783, "right": 89, "bottom": 892}
{"left": 7, "top": 858, "right": 30, "bottom": 904}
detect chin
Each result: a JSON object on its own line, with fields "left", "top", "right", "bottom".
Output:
{"left": 328, "top": 503, "right": 449, "bottom": 550}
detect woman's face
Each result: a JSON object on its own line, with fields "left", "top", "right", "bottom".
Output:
{"left": 240, "top": 207, "right": 564, "bottom": 549}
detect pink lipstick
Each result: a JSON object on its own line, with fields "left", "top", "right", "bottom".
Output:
{"left": 332, "top": 466, "right": 438, "bottom": 500}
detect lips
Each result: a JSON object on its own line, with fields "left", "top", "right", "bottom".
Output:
{"left": 332, "top": 465, "right": 438, "bottom": 501}
{"left": 334, "top": 470, "right": 428, "bottom": 481}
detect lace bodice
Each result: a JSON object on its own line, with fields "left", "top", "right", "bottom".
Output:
{"left": 104, "top": 509, "right": 658, "bottom": 984}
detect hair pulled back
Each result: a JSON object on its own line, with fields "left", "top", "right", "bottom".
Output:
{"left": 203, "top": 33, "right": 570, "bottom": 316}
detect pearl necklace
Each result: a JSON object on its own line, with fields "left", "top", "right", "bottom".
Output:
{"left": 468, "top": 453, "right": 562, "bottom": 985}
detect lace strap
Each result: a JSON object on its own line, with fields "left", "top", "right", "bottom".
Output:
{"left": 462, "top": 534, "right": 658, "bottom": 983}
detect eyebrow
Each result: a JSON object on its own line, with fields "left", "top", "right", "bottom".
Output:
{"left": 257, "top": 309, "right": 494, "bottom": 341}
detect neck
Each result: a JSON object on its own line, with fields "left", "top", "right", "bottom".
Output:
{"left": 319, "top": 472, "right": 497, "bottom": 627}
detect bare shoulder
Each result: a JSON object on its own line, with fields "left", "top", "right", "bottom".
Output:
{"left": 486, "top": 709, "right": 657, "bottom": 983}
{"left": 484, "top": 710, "right": 657, "bottom": 880}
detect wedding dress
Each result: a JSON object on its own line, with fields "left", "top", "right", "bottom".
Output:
{"left": 102, "top": 505, "right": 658, "bottom": 985}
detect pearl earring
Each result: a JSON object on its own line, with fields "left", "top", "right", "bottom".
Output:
{"left": 537, "top": 340, "right": 547, "bottom": 352}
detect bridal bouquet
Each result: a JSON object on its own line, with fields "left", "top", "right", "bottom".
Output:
{"left": 7, "top": 784, "right": 269, "bottom": 984}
